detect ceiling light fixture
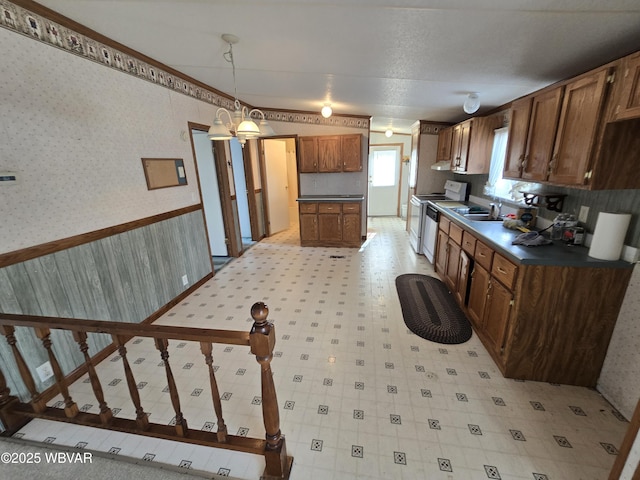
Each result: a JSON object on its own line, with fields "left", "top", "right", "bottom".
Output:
{"left": 385, "top": 129, "right": 393, "bottom": 138}
{"left": 321, "top": 104, "right": 333, "bottom": 118}
{"left": 463, "top": 92, "right": 480, "bottom": 114}
{"left": 208, "top": 34, "right": 274, "bottom": 147}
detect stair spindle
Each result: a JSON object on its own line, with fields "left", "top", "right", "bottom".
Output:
{"left": 200, "top": 341, "right": 227, "bottom": 442}
{"left": 0, "top": 326, "right": 46, "bottom": 413}
{"left": 35, "top": 328, "right": 79, "bottom": 418}
{"left": 112, "top": 335, "right": 149, "bottom": 431}
{"left": 155, "top": 338, "right": 188, "bottom": 437}
{"left": 73, "top": 331, "right": 112, "bottom": 424}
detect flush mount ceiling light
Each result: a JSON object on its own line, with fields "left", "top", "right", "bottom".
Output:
{"left": 385, "top": 129, "right": 393, "bottom": 138}
{"left": 208, "top": 34, "right": 274, "bottom": 147}
{"left": 321, "top": 103, "right": 333, "bottom": 118}
{"left": 463, "top": 92, "right": 480, "bottom": 114}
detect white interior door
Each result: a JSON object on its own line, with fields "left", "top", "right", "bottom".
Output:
{"left": 368, "top": 145, "right": 401, "bottom": 216}
{"left": 263, "top": 139, "right": 290, "bottom": 234}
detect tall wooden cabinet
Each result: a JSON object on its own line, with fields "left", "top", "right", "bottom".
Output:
{"left": 451, "top": 120, "right": 472, "bottom": 172}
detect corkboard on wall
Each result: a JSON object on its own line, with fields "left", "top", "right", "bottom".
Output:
{"left": 141, "top": 158, "right": 187, "bottom": 190}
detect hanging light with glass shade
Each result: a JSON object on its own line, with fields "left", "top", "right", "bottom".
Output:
{"left": 208, "top": 34, "right": 275, "bottom": 146}
{"left": 463, "top": 92, "right": 480, "bottom": 114}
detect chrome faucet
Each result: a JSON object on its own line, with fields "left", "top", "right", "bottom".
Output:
{"left": 489, "top": 201, "right": 502, "bottom": 219}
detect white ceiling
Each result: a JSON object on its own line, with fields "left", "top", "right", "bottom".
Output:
{"left": 36, "top": 0, "right": 640, "bottom": 134}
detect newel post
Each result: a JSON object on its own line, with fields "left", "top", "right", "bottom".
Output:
{"left": 249, "top": 302, "right": 290, "bottom": 479}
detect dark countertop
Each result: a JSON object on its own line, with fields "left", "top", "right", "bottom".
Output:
{"left": 297, "top": 195, "right": 365, "bottom": 202}
{"left": 431, "top": 202, "right": 633, "bottom": 269}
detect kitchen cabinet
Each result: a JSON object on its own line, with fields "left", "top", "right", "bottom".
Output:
{"left": 298, "top": 201, "right": 362, "bottom": 247}
{"left": 522, "top": 87, "right": 564, "bottom": 181}
{"left": 548, "top": 69, "right": 610, "bottom": 184}
{"left": 298, "top": 134, "right": 362, "bottom": 173}
{"left": 451, "top": 120, "right": 471, "bottom": 172}
{"left": 613, "top": 51, "right": 640, "bottom": 120}
{"left": 436, "top": 126, "right": 453, "bottom": 161}
{"left": 299, "top": 203, "right": 318, "bottom": 242}
{"left": 341, "top": 135, "right": 363, "bottom": 172}
{"left": 503, "top": 97, "right": 532, "bottom": 178}
{"left": 435, "top": 210, "right": 632, "bottom": 387}
{"left": 450, "top": 116, "right": 501, "bottom": 174}
{"left": 298, "top": 136, "right": 319, "bottom": 173}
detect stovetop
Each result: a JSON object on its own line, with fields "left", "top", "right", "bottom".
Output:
{"left": 412, "top": 193, "right": 446, "bottom": 202}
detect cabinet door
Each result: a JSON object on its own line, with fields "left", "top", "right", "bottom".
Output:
{"left": 435, "top": 229, "right": 448, "bottom": 275}
{"left": 467, "top": 264, "right": 490, "bottom": 329}
{"left": 318, "top": 213, "right": 342, "bottom": 242}
{"left": 342, "top": 213, "right": 361, "bottom": 244}
{"left": 454, "top": 250, "right": 471, "bottom": 306}
{"left": 451, "top": 121, "right": 471, "bottom": 172}
{"left": 504, "top": 97, "right": 532, "bottom": 179}
{"left": 299, "top": 214, "right": 318, "bottom": 242}
{"left": 483, "top": 280, "right": 513, "bottom": 355}
{"left": 298, "top": 137, "right": 318, "bottom": 173}
{"left": 466, "top": 116, "right": 501, "bottom": 174}
{"left": 522, "top": 88, "right": 563, "bottom": 181}
{"left": 615, "top": 52, "right": 640, "bottom": 120}
{"left": 549, "top": 69, "right": 609, "bottom": 185}
{"left": 445, "top": 239, "right": 461, "bottom": 292}
{"left": 436, "top": 127, "right": 453, "bottom": 161}
{"left": 318, "top": 136, "right": 342, "bottom": 172}
{"left": 341, "top": 135, "right": 362, "bottom": 172}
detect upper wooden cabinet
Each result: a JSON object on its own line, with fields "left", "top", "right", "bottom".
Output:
{"left": 450, "top": 116, "right": 501, "bottom": 174}
{"left": 613, "top": 51, "right": 640, "bottom": 121}
{"left": 451, "top": 120, "right": 471, "bottom": 172}
{"left": 436, "top": 126, "right": 453, "bottom": 161}
{"left": 503, "top": 66, "right": 614, "bottom": 187}
{"left": 298, "top": 134, "right": 362, "bottom": 173}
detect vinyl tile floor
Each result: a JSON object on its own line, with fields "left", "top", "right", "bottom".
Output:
{"left": 14, "top": 217, "right": 629, "bottom": 479}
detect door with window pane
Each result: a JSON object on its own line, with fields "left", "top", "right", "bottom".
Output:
{"left": 368, "top": 145, "right": 401, "bottom": 216}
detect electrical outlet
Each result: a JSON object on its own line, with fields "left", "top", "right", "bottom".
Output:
{"left": 181, "top": 274, "right": 188, "bottom": 286}
{"left": 36, "top": 362, "right": 54, "bottom": 382}
{"left": 579, "top": 205, "right": 590, "bottom": 223}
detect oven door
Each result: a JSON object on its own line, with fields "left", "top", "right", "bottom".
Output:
{"left": 409, "top": 196, "right": 424, "bottom": 253}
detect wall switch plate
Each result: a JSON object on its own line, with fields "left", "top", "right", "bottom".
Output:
{"left": 181, "top": 274, "right": 188, "bottom": 286}
{"left": 36, "top": 361, "right": 54, "bottom": 382}
{"left": 579, "top": 205, "right": 589, "bottom": 223}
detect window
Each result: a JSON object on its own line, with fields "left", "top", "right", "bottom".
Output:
{"left": 484, "top": 128, "right": 531, "bottom": 202}
{"left": 370, "top": 149, "right": 397, "bottom": 187}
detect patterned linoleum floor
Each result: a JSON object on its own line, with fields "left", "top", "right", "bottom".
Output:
{"left": 15, "top": 217, "right": 629, "bottom": 479}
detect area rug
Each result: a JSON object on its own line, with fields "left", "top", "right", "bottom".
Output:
{"left": 395, "top": 274, "right": 472, "bottom": 344}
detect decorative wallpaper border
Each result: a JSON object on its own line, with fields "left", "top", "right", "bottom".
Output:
{"left": 0, "top": 0, "right": 369, "bottom": 131}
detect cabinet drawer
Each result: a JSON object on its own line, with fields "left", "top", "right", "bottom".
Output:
{"left": 318, "top": 203, "right": 341, "bottom": 213}
{"left": 439, "top": 216, "right": 450, "bottom": 234}
{"left": 299, "top": 203, "right": 317, "bottom": 214}
{"left": 449, "top": 222, "right": 463, "bottom": 245}
{"left": 474, "top": 241, "right": 494, "bottom": 271}
{"left": 342, "top": 203, "right": 361, "bottom": 213}
{"left": 462, "top": 231, "right": 477, "bottom": 256}
{"left": 491, "top": 254, "right": 518, "bottom": 290}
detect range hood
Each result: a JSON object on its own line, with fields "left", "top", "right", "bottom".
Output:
{"left": 431, "top": 160, "right": 451, "bottom": 171}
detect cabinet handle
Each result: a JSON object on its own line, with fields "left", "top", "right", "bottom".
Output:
{"left": 478, "top": 252, "right": 486, "bottom": 257}
{"left": 497, "top": 266, "right": 507, "bottom": 274}
{"left": 522, "top": 155, "right": 528, "bottom": 170}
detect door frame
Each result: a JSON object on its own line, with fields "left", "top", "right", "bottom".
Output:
{"left": 258, "top": 135, "right": 299, "bottom": 237}
{"left": 243, "top": 140, "right": 265, "bottom": 242}
{"left": 188, "top": 122, "right": 240, "bottom": 257}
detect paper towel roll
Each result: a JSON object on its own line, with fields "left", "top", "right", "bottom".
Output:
{"left": 588, "top": 212, "right": 631, "bottom": 261}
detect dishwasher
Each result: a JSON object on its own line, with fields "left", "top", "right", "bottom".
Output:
{"left": 421, "top": 203, "right": 440, "bottom": 263}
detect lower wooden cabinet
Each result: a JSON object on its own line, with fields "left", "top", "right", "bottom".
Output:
{"left": 299, "top": 202, "right": 362, "bottom": 247}
{"left": 435, "top": 213, "right": 632, "bottom": 387}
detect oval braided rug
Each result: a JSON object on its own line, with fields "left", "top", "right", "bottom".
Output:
{"left": 395, "top": 274, "right": 472, "bottom": 344}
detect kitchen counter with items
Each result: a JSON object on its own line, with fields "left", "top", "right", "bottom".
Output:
{"left": 429, "top": 198, "right": 634, "bottom": 388}
{"left": 297, "top": 195, "right": 364, "bottom": 247}
{"left": 430, "top": 202, "right": 632, "bottom": 269}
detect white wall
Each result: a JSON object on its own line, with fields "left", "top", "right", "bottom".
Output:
{"left": 598, "top": 264, "right": 640, "bottom": 420}
{"left": 0, "top": 27, "right": 216, "bottom": 254}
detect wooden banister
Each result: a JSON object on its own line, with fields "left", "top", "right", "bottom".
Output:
{"left": 0, "top": 303, "right": 292, "bottom": 479}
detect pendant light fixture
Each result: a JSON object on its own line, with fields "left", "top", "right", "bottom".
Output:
{"left": 208, "top": 34, "right": 274, "bottom": 146}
